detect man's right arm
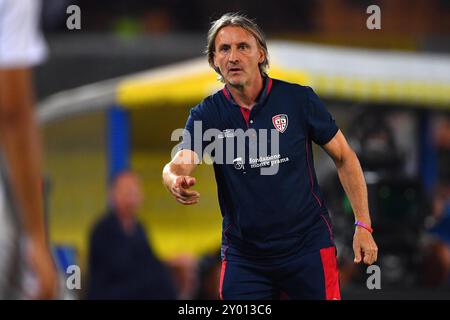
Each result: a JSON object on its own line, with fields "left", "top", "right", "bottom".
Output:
{"left": 162, "top": 149, "right": 201, "bottom": 205}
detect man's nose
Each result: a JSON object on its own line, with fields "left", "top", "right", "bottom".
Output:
{"left": 228, "top": 47, "right": 239, "bottom": 63}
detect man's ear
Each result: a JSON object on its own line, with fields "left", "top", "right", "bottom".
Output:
{"left": 258, "top": 48, "right": 265, "bottom": 64}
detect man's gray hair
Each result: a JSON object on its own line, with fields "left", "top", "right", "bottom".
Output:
{"left": 206, "top": 13, "right": 269, "bottom": 82}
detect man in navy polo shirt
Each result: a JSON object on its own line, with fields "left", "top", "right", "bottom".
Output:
{"left": 162, "top": 13, "right": 378, "bottom": 300}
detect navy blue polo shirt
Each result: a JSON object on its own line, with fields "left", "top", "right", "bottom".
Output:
{"left": 180, "top": 77, "right": 339, "bottom": 258}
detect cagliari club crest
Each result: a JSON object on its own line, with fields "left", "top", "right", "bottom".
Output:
{"left": 272, "top": 114, "right": 288, "bottom": 133}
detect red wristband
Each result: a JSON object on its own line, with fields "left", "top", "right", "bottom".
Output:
{"left": 355, "top": 220, "right": 373, "bottom": 233}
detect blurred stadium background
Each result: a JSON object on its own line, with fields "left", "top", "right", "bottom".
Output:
{"left": 29, "top": 0, "right": 450, "bottom": 299}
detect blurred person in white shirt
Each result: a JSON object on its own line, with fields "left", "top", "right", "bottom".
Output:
{"left": 0, "top": 0, "right": 57, "bottom": 299}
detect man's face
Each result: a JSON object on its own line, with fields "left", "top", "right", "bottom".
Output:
{"left": 112, "top": 173, "right": 143, "bottom": 218}
{"left": 213, "top": 26, "right": 265, "bottom": 88}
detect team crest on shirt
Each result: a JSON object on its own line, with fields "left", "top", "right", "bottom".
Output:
{"left": 272, "top": 114, "right": 288, "bottom": 133}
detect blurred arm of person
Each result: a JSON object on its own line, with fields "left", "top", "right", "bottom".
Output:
{"left": 0, "top": 0, "right": 57, "bottom": 299}
{"left": 322, "top": 130, "right": 378, "bottom": 265}
{"left": 166, "top": 253, "right": 198, "bottom": 299}
{"left": 162, "top": 149, "right": 201, "bottom": 205}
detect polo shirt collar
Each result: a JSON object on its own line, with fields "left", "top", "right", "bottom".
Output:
{"left": 222, "top": 76, "right": 273, "bottom": 107}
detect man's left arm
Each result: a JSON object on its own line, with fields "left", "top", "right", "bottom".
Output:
{"left": 322, "top": 130, "right": 378, "bottom": 265}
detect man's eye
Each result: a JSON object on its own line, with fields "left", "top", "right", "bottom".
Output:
{"left": 239, "top": 44, "right": 248, "bottom": 50}
{"left": 220, "top": 47, "right": 229, "bottom": 52}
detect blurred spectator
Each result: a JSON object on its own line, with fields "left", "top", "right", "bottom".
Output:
{"left": 167, "top": 253, "right": 198, "bottom": 299}
{"left": 423, "top": 115, "right": 450, "bottom": 287}
{"left": 86, "top": 170, "right": 177, "bottom": 299}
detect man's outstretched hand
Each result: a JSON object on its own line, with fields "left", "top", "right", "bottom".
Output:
{"left": 170, "top": 176, "right": 200, "bottom": 205}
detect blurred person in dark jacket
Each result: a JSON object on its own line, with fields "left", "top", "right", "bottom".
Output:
{"left": 87, "top": 171, "right": 177, "bottom": 299}
{"left": 424, "top": 115, "right": 450, "bottom": 287}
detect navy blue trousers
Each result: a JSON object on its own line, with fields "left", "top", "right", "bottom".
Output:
{"left": 219, "top": 216, "right": 341, "bottom": 300}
